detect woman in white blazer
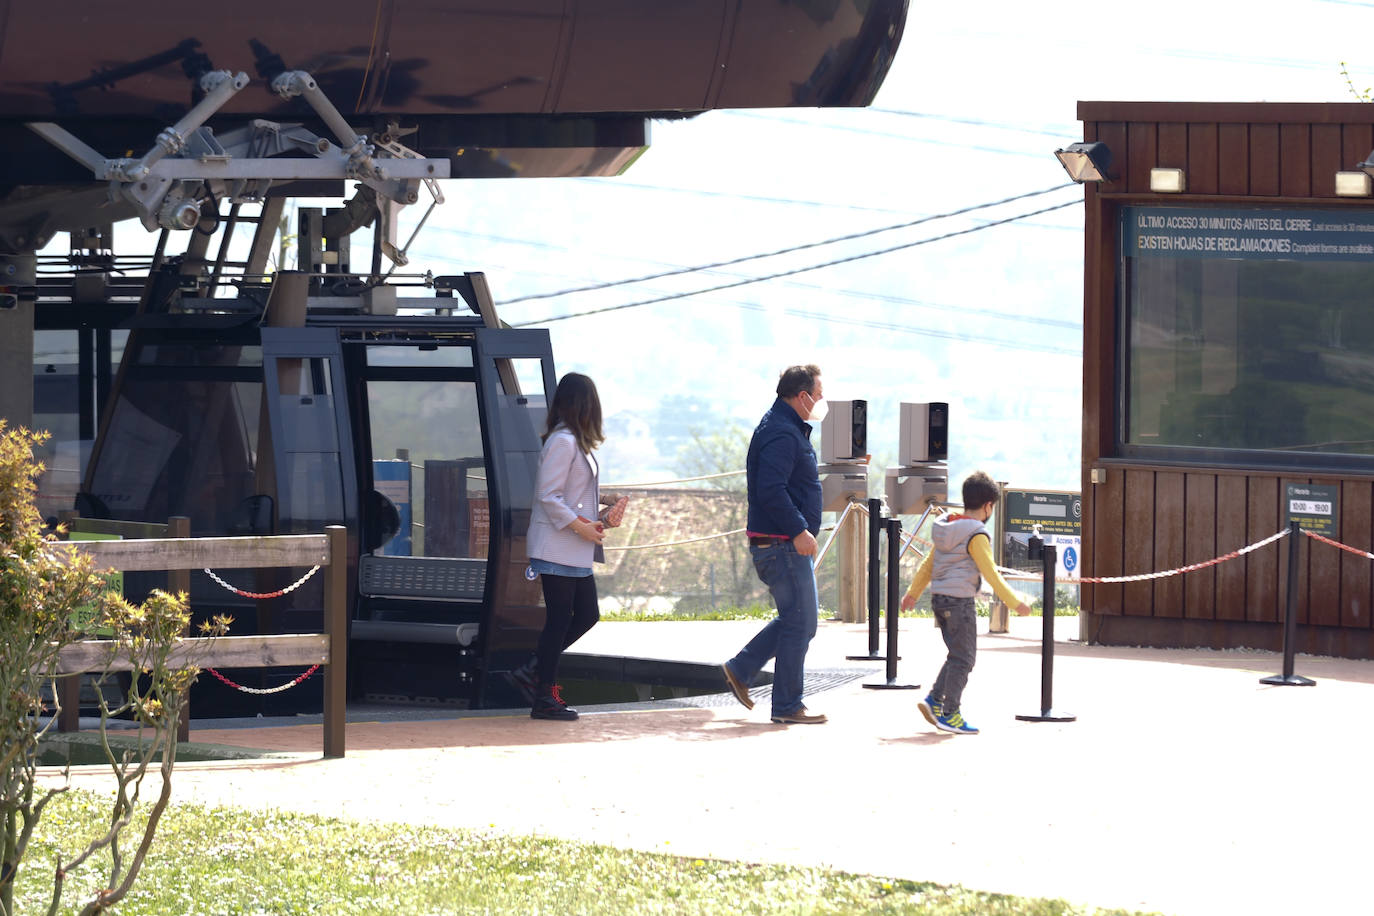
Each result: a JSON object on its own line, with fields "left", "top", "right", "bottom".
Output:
{"left": 516, "top": 373, "right": 628, "bottom": 720}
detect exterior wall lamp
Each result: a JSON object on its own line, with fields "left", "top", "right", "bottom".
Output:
{"left": 1341, "top": 166, "right": 1374, "bottom": 197}
{"left": 1149, "top": 168, "right": 1186, "bottom": 193}
{"left": 1054, "top": 141, "right": 1111, "bottom": 182}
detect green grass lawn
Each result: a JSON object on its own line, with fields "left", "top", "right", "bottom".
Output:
{"left": 15, "top": 791, "right": 1154, "bottom": 915}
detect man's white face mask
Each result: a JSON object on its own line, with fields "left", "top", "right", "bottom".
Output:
{"left": 806, "top": 394, "right": 828, "bottom": 423}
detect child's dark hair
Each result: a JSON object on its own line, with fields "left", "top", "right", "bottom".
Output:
{"left": 962, "top": 470, "right": 999, "bottom": 511}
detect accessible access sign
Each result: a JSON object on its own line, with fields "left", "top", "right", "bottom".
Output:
{"left": 1123, "top": 206, "right": 1374, "bottom": 262}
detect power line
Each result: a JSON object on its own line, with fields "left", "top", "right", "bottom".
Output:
{"left": 718, "top": 110, "right": 1051, "bottom": 157}
{"left": 867, "top": 109, "right": 1076, "bottom": 138}
{"left": 501, "top": 183, "right": 1076, "bottom": 305}
{"left": 512, "top": 198, "right": 1080, "bottom": 326}
{"left": 726, "top": 301, "right": 1081, "bottom": 357}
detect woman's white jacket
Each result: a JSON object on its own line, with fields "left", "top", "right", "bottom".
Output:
{"left": 526, "top": 427, "right": 602, "bottom": 568}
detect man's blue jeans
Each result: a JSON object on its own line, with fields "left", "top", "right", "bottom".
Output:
{"left": 727, "top": 540, "right": 818, "bottom": 716}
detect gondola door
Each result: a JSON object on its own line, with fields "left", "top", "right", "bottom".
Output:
{"left": 259, "top": 327, "right": 357, "bottom": 635}
{"left": 471, "top": 327, "right": 557, "bottom": 704}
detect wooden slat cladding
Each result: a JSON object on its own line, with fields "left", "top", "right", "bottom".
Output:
{"left": 1340, "top": 481, "right": 1372, "bottom": 629}
{"left": 1092, "top": 468, "right": 1374, "bottom": 634}
{"left": 1078, "top": 102, "right": 1374, "bottom": 657}
{"left": 1246, "top": 477, "right": 1279, "bottom": 624}
{"left": 1214, "top": 475, "right": 1248, "bottom": 621}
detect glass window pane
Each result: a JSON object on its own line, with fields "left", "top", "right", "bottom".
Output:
{"left": 367, "top": 345, "right": 473, "bottom": 368}
{"left": 1123, "top": 206, "right": 1374, "bottom": 459}
{"left": 366, "top": 379, "right": 487, "bottom": 558}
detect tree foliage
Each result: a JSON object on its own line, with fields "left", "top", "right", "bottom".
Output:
{"left": 0, "top": 421, "right": 226, "bottom": 915}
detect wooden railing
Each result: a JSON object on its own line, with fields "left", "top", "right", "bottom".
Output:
{"left": 52, "top": 524, "right": 348, "bottom": 758}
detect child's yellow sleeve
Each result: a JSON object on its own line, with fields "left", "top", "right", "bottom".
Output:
{"left": 968, "top": 533, "right": 1025, "bottom": 608}
{"left": 904, "top": 549, "right": 934, "bottom": 600}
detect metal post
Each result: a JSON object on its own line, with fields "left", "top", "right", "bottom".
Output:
{"left": 1017, "top": 536, "right": 1075, "bottom": 722}
{"left": 864, "top": 518, "right": 918, "bottom": 690}
{"left": 1261, "top": 521, "right": 1315, "bottom": 687}
{"left": 848, "top": 498, "right": 885, "bottom": 660}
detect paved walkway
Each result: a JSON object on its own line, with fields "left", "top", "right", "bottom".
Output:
{"left": 48, "top": 616, "right": 1374, "bottom": 915}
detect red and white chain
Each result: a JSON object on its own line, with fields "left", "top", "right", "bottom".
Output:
{"left": 200, "top": 565, "right": 322, "bottom": 692}
{"left": 1074, "top": 526, "right": 1291, "bottom": 584}
{"left": 202, "top": 565, "right": 320, "bottom": 599}
{"left": 206, "top": 664, "right": 320, "bottom": 694}
{"left": 1302, "top": 528, "right": 1374, "bottom": 560}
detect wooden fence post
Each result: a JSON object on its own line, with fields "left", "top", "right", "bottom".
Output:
{"left": 322, "top": 525, "right": 347, "bottom": 758}
{"left": 168, "top": 516, "right": 191, "bottom": 742}
{"left": 57, "top": 509, "right": 81, "bottom": 733}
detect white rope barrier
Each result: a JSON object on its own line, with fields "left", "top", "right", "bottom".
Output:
{"left": 602, "top": 470, "right": 745, "bottom": 488}
{"left": 1065, "top": 527, "right": 1291, "bottom": 584}
{"left": 604, "top": 528, "right": 746, "bottom": 551}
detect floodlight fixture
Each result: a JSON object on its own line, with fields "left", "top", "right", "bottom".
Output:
{"left": 1054, "top": 141, "right": 1111, "bottom": 183}
{"left": 1336, "top": 171, "right": 1373, "bottom": 197}
{"left": 1150, "top": 167, "right": 1186, "bottom": 194}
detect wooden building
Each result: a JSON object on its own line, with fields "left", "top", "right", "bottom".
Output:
{"left": 1076, "top": 101, "right": 1374, "bottom": 658}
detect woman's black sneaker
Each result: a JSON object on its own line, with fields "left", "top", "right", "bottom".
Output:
{"left": 531, "top": 685, "right": 578, "bottom": 721}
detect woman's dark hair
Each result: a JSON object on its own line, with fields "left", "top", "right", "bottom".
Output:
{"left": 543, "top": 372, "right": 605, "bottom": 453}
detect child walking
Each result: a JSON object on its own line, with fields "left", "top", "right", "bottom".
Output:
{"left": 900, "top": 470, "right": 1030, "bottom": 735}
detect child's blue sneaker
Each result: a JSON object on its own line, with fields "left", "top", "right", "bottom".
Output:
{"left": 934, "top": 709, "right": 979, "bottom": 735}
{"left": 917, "top": 694, "right": 942, "bottom": 727}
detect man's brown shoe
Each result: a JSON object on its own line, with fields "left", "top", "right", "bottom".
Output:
{"left": 721, "top": 664, "right": 754, "bottom": 710}
{"left": 770, "top": 706, "right": 827, "bottom": 724}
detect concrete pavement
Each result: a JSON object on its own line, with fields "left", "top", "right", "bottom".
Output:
{"left": 46, "top": 615, "right": 1374, "bottom": 915}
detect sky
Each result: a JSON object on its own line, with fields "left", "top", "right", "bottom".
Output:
{"left": 108, "top": 0, "right": 1374, "bottom": 494}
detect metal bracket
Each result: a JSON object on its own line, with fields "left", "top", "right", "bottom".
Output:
{"left": 26, "top": 70, "right": 449, "bottom": 233}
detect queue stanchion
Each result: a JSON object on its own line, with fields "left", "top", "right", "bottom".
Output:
{"left": 1016, "top": 532, "right": 1075, "bottom": 722}
{"left": 847, "top": 497, "right": 886, "bottom": 661}
{"left": 1261, "top": 521, "right": 1316, "bottom": 687}
{"left": 864, "top": 517, "right": 919, "bottom": 690}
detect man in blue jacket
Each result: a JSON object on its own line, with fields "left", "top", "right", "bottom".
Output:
{"left": 721, "top": 364, "right": 827, "bottom": 724}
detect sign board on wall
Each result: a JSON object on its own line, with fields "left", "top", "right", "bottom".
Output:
{"left": 1123, "top": 206, "right": 1374, "bottom": 262}
{"left": 1285, "top": 482, "right": 1338, "bottom": 536}
{"left": 1001, "top": 489, "right": 1082, "bottom": 582}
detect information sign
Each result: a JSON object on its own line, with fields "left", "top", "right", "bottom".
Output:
{"left": 1285, "top": 483, "right": 1338, "bottom": 536}
{"left": 1001, "top": 489, "right": 1082, "bottom": 581}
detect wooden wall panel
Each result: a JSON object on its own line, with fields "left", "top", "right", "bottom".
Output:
{"left": 1122, "top": 469, "right": 1155, "bottom": 615}
{"left": 1092, "top": 467, "right": 1126, "bottom": 615}
{"left": 1158, "top": 122, "right": 1188, "bottom": 176}
{"left": 1311, "top": 123, "right": 1342, "bottom": 199}
{"left": 1249, "top": 123, "right": 1280, "bottom": 197}
{"left": 1218, "top": 123, "right": 1249, "bottom": 195}
{"left": 1126, "top": 122, "right": 1158, "bottom": 194}
{"left": 1092, "top": 121, "right": 1129, "bottom": 194}
{"left": 1341, "top": 123, "right": 1373, "bottom": 175}
{"left": 1279, "top": 124, "right": 1312, "bottom": 198}
{"left": 1187, "top": 123, "right": 1219, "bottom": 195}
{"left": 1246, "top": 477, "right": 1279, "bottom": 623}
{"left": 1307, "top": 478, "right": 1343, "bottom": 627}
{"left": 1153, "top": 472, "right": 1185, "bottom": 618}
{"left": 1339, "top": 480, "right": 1372, "bottom": 629}
{"left": 1215, "top": 474, "right": 1248, "bottom": 620}
{"left": 1184, "top": 473, "right": 1217, "bottom": 619}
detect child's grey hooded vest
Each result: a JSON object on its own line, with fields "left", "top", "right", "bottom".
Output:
{"left": 929, "top": 516, "right": 989, "bottom": 598}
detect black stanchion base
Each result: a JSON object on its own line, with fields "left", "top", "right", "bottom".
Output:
{"left": 863, "top": 681, "right": 920, "bottom": 690}
{"left": 1015, "top": 709, "right": 1077, "bottom": 722}
{"left": 846, "top": 653, "right": 895, "bottom": 661}
{"left": 1259, "top": 674, "right": 1316, "bottom": 686}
